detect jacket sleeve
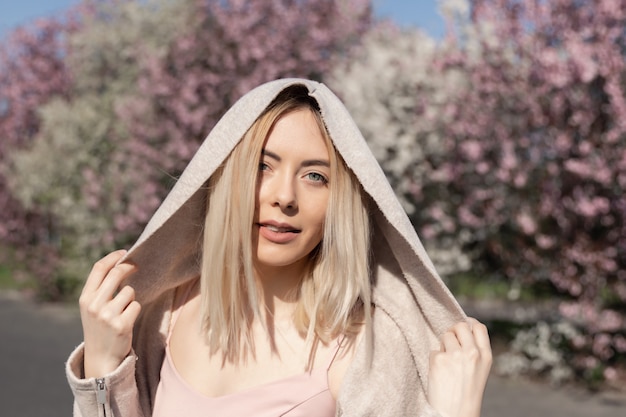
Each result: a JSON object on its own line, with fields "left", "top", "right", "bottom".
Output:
{"left": 66, "top": 343, "right": 145, "bottom": 417}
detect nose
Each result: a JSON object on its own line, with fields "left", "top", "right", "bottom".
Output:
{"left": 272, "top": 173, "right": 297, "bottom": 211}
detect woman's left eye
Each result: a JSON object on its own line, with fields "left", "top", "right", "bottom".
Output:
{"left": 307, "top": 172, "right": 328, "bottom": 184}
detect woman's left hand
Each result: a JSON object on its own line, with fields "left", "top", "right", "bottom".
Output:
{"left": 427, "top": 317, "right": 492, "bottom": 417}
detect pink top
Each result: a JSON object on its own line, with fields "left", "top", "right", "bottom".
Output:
{"left": 152, "top": 285, "right": 340, "bottom": 417}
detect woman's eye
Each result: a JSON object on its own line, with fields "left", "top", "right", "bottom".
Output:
{"left": 307, "top": 172, "right": 328, "bottom": 184}
{"left": 259, "top": 162, "right": 269, "bottom": 171}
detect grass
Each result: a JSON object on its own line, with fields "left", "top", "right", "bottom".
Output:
{"left": 0, "top": 264, "right": 17, "bottom": 289}
{"left": 0, "top": 263, "right": 37, "bottom": 293}
{"left": 446, "top": 271, "right": 556, "bottom": 302}
{"left": 447, "top": 272, "right": 512, "bottom": 300}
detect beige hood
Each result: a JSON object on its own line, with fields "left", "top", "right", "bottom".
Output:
{"left": 123, "top": 78, "right": 465, "bottom": 415}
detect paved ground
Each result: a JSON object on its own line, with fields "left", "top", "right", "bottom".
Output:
{"left": 1, "top": 292, "right": 625, "bottom": 417}
{"left": 0, "top": 292, "right": 82, "bottom": 417}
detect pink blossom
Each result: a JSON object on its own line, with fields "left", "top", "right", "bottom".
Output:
{"left": 516, "top": 212, "right": 537, "bottom": 235}
{"left": 603, "top": 367, "right": 618, "bottom": 381}
{"left": 460, "top": 140, "right": 484, "bottom": 160}
{"left": 576, "top": 196, "right": 610, "bottom": 218}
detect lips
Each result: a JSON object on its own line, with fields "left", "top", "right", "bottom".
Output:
{"left": 262, "top": 224, "right": 300, "bottom": 233}
{"left": 257, "top": 221, "right": 301, "bottom": 243}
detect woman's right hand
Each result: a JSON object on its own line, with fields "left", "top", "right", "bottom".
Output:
{"left": 79, "top": 250, "right": 141, "bottom": 379}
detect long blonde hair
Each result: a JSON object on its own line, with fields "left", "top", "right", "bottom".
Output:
{"left": 200, "top": 85, "right": 371, "bottom": 362}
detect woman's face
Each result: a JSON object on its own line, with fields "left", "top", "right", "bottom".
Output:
{"left": 253, "top": 108, "right": 330, "bottom": 273}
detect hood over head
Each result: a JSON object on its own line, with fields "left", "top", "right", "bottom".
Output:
{"left": 122, "top": 78, "right": 465, "bottom": 414}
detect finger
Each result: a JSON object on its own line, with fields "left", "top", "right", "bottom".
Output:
{"left": 468, "top": 318, "right": 491, "bottom": 353}
{"left": 106, "top": 285, "right": 137, "bottom": 316}
{"left": 114, "top": 301, "right": 141, "bottom": 332}
{"left": 120, "top": 300, "right": 142, "bottom": 328}
{"left": 91, "top": 263, "right": 137, "bottom": 308}
{"left": 441, "top": 330, "right": 461, "bottom": 352}
{"left": 453, "top": 322, "right": 477, "bottom": 350}
{"left": 82, "top": 250, "right": 127, "bottom": 295}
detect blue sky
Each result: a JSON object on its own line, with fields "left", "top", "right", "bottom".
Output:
{"left": 0, "top": 0, "right": 446, "bottom": 39}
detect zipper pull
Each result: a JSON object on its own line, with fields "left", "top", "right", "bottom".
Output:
{"left": 95, "top": 378, "right": 107, "bottom": 405}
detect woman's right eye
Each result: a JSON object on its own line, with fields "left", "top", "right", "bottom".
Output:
{"left": 259, "top": 162, "right": 269, "bottom": 171}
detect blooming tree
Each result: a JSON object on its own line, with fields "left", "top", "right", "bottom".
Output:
{"left": 7, "top": 0, "right": 193, "bottom": 295}
{"left": 0, "top": 17, "right": 75, "bottom": 297}
{"left": 434, "top": 0, "right": 626, "bottom": 378}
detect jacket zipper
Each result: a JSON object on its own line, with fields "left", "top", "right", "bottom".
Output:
{"left": 95, "top": 378, "right": 107, "bottom": 417}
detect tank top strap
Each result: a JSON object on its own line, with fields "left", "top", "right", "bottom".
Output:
{"left": 166, "top": 278, "right": 199, "bottom": 344}
{"left": 325, "top": 335, "right": 346, "bottom": 371}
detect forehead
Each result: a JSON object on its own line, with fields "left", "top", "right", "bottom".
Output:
{"left": 263, "top": 109, "right": 329, "bottom": 158}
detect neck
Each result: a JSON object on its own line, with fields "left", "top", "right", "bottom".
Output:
{"left": 254, "top": 258, "right": 309, "bottom": 321}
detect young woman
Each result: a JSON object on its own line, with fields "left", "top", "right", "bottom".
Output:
{"left": 67, "top": 79, "right": 491, "bottom": 417}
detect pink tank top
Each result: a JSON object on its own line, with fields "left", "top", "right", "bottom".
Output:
{"left": 152, "top": 284, "right": 340, "bottom": 417}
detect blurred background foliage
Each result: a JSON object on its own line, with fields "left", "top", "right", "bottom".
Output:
{"left": 1, "top": 0, "right": 625, "bottom": 388}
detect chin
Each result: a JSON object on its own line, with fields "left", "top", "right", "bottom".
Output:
{"left": 253, "top": 250, "right": 312, "bottom": 271}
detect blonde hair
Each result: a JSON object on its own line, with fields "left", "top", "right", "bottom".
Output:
{"left": 200, "top": 85, "right": 371, "bottom": 363}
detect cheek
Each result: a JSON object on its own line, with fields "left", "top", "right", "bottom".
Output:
{"left": 312, "top": 197, "right": 329, "bottom": 236}
{"left": 255, "top": 178, "right": 266, "bottom": 206}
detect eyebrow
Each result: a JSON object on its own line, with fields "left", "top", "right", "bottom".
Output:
{"left": 262, "top": 149, "right": 330, "bottom": 168}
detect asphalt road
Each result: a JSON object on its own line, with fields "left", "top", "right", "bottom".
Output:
{"left": 1, "top": 292, "right": 625, "bottom": 417}
{"left": 0, "top": 293, "right": 82, "bottom": 417}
